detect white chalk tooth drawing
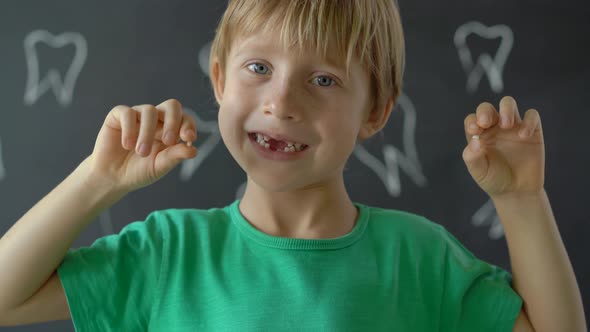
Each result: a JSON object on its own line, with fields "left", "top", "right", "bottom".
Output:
{"left": 0, "top": 137, "right": 6, "bottom": 181}
{"left": 454, "top": 21, "right": 513, "bottom": 93}
{"left": 471, "top": 199, "right": 504, "bottom": 240}
{"left": 178, "top": 107, "right": 221, "bottom": 182}
{"left": 352, "top": 93, "right": 428, "bottom": 197}
{"left": 198, "top": 41, "right": 212, "bottom": 77}
{"left": 176, "top": 42, "right": 223, "bottom": 182}
{"left": 23, "top": 30, "right": 87, "bottom": 107}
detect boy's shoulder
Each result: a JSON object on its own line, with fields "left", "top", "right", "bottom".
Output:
{"left": 151, "top": 204, "right": 232, "bottom": 220}
{"left": 129, "top": 203, "right": 234, "bottom": 240}
{"left": 362, "top": 203, "right": 445, "bottom": 236}
{"left": 362, "top": 203, "right": 486, "bottom": 263}
{"left": 145, "top": 203, "right": 233, "bottom": 228}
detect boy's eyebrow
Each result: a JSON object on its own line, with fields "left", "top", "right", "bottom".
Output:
{"left": 232, "top": 39, "right": 349, "bottom": 77}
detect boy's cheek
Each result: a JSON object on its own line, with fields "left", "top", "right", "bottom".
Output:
{"left": 222, "top": 90, "right": 255, "bottom": 113}
{"left": 225, "top": 83, "right": 265, "bottom": 110}
{"left": 218, "top": 91, "right": 257, "bottom": 127}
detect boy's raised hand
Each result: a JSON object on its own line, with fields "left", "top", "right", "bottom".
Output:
{"left": 88, "top": 99, "right": 198, "bottom": 193}
{"left": 462, "top": 96, "right": 545, "bottom": 199}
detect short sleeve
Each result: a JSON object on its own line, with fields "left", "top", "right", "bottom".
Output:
{"left": 57, "top": 211, "right": 166, "bottom": 332}
{"left": 437, "top": 226, "right": 523, "bottom": 332}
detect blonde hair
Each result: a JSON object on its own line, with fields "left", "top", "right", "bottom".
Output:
{"left": 209, "top": 0, "right": 405, "bottom": 107}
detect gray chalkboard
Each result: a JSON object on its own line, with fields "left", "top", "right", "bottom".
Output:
{"left": 1, "top": 0, "right": 589, "bottom": 330}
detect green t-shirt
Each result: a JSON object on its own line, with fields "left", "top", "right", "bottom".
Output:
{"left": 57, "top": 200, "right": 522, "bottom": 331}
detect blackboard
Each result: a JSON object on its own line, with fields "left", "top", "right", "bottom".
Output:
{"left": 1, "top": 1, "right": 588, "bottom": 330}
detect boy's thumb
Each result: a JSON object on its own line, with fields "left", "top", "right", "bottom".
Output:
{"left": 155, "top": 143, "right": 198, "bottom": 175}
{"left": 462, "top": 137, "right": 488, "bottom": 183}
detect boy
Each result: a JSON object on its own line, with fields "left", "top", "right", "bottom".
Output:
{"left": 0, "top": 0, "right": 585, "bottom": 331}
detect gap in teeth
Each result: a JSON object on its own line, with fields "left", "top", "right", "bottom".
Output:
{"left": 254, "top": 133, "right": 305, "bottom": 152}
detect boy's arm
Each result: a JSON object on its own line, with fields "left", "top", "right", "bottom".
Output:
{"left": 492, "top": 190, "right": 587, "bottom": 332}
{"left": 0, "top": 156, "right": 126, "bottom": 317}
{"left": 462, "top": 97, "right": 585, "bottom": 331}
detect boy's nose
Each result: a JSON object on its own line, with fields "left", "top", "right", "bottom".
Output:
{"left": 263, "top": 103, "right": 297, "bottom": 121}
{"left": 262, "top": 82, "right": 302, "bottom": 121}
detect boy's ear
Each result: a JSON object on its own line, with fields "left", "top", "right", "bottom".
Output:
{"left": 211, "top": 57, "right": 225, "bottom": 105}
{"left": 358, "top": 98, "right": 395, "bottom": 140}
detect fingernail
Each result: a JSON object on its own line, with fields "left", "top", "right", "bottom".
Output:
{"left": 480, "top": 115, "right": 489, "bottom": 124}
{"left": 519, "top": 129, "right": 529, "bottom": 138}
{"left": 185, "top": 130, "right": 196, "bottom": 139}
{"left": 139, "top": 143, "right": 150, "bottom": 155}
{"left": 469, "top": 123, "right": 478, "bottom": 131}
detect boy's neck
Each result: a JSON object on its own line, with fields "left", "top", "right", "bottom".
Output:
{"left": 238, "top": 176, "right": 358, "bottom": 239}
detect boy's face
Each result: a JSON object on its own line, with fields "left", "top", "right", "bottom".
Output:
{"left": 212, "top": 29, "right": 382, "bottom": 192}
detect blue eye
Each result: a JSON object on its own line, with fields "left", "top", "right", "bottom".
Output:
{"left": 247, "top": 63, "right": 269, "bottom": 75}
{"left": 314, "top": 76, "right": 335, "bottom": 87}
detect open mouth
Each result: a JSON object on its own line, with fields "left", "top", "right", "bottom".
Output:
{"left": 248, "top": 132, "right": 309, "bottom": 153}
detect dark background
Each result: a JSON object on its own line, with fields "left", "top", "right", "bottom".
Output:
{"left": 1, "top": 0, "right": 588, "bottom": 330}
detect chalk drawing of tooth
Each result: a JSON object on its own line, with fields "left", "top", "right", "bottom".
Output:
{"left": 471, "top": 199, "right": 504, "bottom": 240}
{"left": 178, "top": 107, "right": 221, "bottom": 182}
{"left": 0, "top": 137, "right": 6, "bottom": 181}
{"left": 23, "top": 30, "right": 87, "bottom": 107}
{"left": 98, "top": 209, "right": 114, "bottom": 236}
{"left": 198, "top": 41, "right": 212, "bottom": 77}
{"left": 454, "top": 21, "right": 513, "bottom": 94}
{"left": 352, "top": 93, "right": 428, "bottom": 197}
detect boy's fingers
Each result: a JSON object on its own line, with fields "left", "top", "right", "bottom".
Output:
{"left": 156, "top": 99, "right": 183, "bottom": 146}
{"left": 498, "top": 96, "right": 522, "bottom": 129}
{"left": 464, "top": 113, "right": 483, "bottom": 142}
{"left": 179, "top": 113, "right": 197, "bottom": 144}
{"left": 519, "top": 108, "right": 541, "bottom": 138}
{"left": 113, "top": 100, "right": 196, "bottom": 156}
{"left": 119, "top": 107, "right": 138, "bottom": 150}
{"left": 475, "top": 102, "right": 499, "bottom": 129}
{"left": 132, "top": 105, "right": 159, "bottom": 157}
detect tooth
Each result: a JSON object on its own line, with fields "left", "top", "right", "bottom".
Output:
{"left": 264, "top": 143, "right": 270, "bottom": 149}
{"left": 24, "top": 30, "right": 88, "bottom": 107}
{"left": 352, "top": 93, "right": 428, "bottom": 197}
{"left": 453, "top": 22, "right": 513, "bottom": 93}
{"left": 263, "top": 135, "right": 269, "bottom": 141}
{"left": 295, "top": 143, "right": 302, "bottom": 149}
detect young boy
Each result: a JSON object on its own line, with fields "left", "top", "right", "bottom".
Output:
{"left": 0, "top": 0, "right": 585, "bottom": 331}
